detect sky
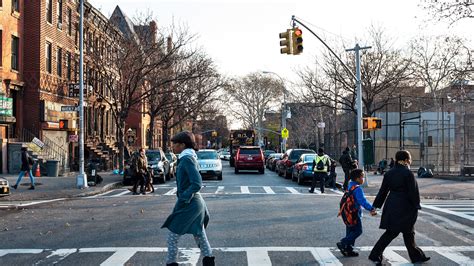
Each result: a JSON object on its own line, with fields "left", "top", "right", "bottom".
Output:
{"left": 88, "top": 0, "right": 472, "bottom": 128}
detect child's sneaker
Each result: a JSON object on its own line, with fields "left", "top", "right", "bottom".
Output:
{"left": 346, "top": 250, "right": 359, "bottom": 257}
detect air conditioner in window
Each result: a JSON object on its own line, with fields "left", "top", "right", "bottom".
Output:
{"left": 57, "top": 22, "right": 62, "bottom": 29}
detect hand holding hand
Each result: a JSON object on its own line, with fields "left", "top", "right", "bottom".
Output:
{"left": 370, "top": 209, "right": 377, "bottom": 216}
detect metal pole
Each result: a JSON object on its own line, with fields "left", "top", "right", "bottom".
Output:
{"left": 441, "top": 97, "right": 445, "bottom": 173}
{"left": 262, "top": 71, "right": 287, "bottom": 153}
{"left": 355, "top": 45, "right": 364, "bottom": 173}
{"left": 399, "top": 94, "right": 402, "bottom": 149}
{"left": 77, "top": 0, "right": 88, "bottom": 189}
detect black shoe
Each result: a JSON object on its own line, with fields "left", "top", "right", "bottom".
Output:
{"left": 141, "top": 192, "right": 146, "bottom": 195}
{"left": 28, "top": 186, "right": 35, "bottom": 190}
{"left": 309, "top": 188, "right": 314, "bottom": 193}
{"left": 412, "top": 257, "right": 430, "bottom": 263}
{"left": 369, "top": 254, "right": 383, "bottom": 265}
{"left": 132, "top": 192, "right": 139, "bottom": 195}
{"left": 203, "top": 256, "right": 215, "bottom": 266}
{"left": 346, "top": 250, "right": 359, "bottom": 257}
{"left": 336, "top": 242, "right": 348, "bottom": 256}
{"left": 166, "top": 263, "right": 178, "bottom": 266}
{"left": 12, "top": 184, "right": 17, "bottom": 190}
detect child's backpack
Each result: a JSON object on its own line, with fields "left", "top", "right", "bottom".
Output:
{"left": 338, "top": 185, "right": 359, "bottom": 226}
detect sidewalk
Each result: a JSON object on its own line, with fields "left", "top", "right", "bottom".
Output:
{"left": 0, "top": 171, "right": 123, "bottom": 202}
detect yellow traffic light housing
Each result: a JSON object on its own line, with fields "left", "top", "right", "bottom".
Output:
{"left": 292, "top": 28, "right": 303, "bottom": 55}
{"left": 279, "top": 29, "right": 292, "bottom": 54}
{"left": 363, "top": 117, "right": 382, "bottom": 131}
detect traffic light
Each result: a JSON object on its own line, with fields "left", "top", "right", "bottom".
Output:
{"left": 362, "top": 117, "right": 382, "bottom": 131}
{"left": 292, "top": 27, "right": 303, "bottom": 55}
{"left": 59, "top": 119, "right": 69, "bottom": 129}
{"left": 279, "top": 29, "right": 291, "bottom": 54}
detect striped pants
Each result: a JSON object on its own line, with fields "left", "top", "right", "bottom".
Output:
{"left": 166, "top": 227, "right": 212, "bottom": 264}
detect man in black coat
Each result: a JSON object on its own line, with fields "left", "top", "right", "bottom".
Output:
{"left": 369, "top": 150, "right": 430, "bottom": 265}
{"left": 339, "top": 147, "right": 354, "bottom": 191}
{"left": 12, "top": 147, "right": 36, "bottom": 190}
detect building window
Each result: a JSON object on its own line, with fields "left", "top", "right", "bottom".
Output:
{"left": 11, "top": 36, "right": 19, "bottom": 71}
{"left": 12, "top": 0, "right": 19, "bottom": 12}
{"left": 46, "top": 42, "right": 52, "bottom": 73}
{"left": 74, "top": 60, "right": 78, "bottom": 82}
{"left": 57, "top": 0, "right": 63, "bottom": 29}
{"left": 67, "top": 8, "right": 72, "bottom": 36}
{"left": 46, "top": 0, "right": 52, "bottom": 23}
{"left": 57, "top": 47, "right": 62, "bottom": 76}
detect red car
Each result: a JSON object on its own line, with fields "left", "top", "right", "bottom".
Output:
{"left": 234, "top": 146, "right": 265, "bottom": 174}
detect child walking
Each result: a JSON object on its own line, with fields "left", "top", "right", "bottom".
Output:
{"left": 337, "top": 169, "right": 376, "bottom": 256}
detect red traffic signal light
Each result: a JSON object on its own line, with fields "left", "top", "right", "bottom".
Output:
{"left": 292, "top": 28, "right": 303, "bottom": 55}
{"left": 59, "top": 119, "right": 69, "bottom": 129}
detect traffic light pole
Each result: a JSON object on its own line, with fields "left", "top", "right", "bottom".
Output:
{"left": 290, "top": 16, "right": 371, "bottom": 186}
{"left": 77, "top": 0, "right": 88, "bottom": 189}
{"left": 262, "top": 71, "right": 287, "bottom": 153}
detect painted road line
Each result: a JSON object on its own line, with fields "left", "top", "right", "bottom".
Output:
{"left": 0, "top": 198, "right": 66, "bottom": 209}
{"left": 286, "top": 187, "right": 300, "bottom": 194}
{"left": 246, "top": 250, "right": 272, "bottom": 266}
{"left": 241, "top": 186, "right": 250, "bottom": 194}
{"left": 383, "top": 249, "right": 410, "bottom": 264}
{"left": 263, "top": 186, "right": 275, "bottom": 194}
{"left": 215, "top": 186, "right": 224, "bottom": 194}
{"left": 330, "top": 189, "right": 344, "bottom": 195}
{"left": 164, "top": 188, "right": 177, "bottom": 195}
{"left": 180, "top": 249, "right": 200, "bottom": 265}
{"left": 86, "top": 190, "right": 117, "bottom": 199}
{"left": 110, "top": 190, "right": 131, "bottom": 197}
{"left": 437, "top": 250, "right": 474, "bottom": 265}
{"left": 310, "top": 248, "right": 342, "bottom": 266}
{"left": 0, "top": 249, "right": 44, "bottom": 257}
{"left": 421, "top": 204, "right": 474, "bottom": 221}
{"left": 445, "top": 208, "right": 474, "bottom": 211}
{"left": 100, "top": 250, "right": 137, "bottom": 266}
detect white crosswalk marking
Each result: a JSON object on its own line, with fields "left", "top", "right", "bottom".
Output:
{"left": 286, "top": 187, "right": 300, "bottom": 194}
{"left": 263, "top": 186, "right": 275, "bottom": 194}
{"left": 215, "top": 186, "right": 224, "bottom": 194}
{"left": 421, "top": 201, "right": 474, "bottom": 221}
{"left": 1, "top": 246, "right": 474, "bottom": 265}
{"left": 110, "top": 190, "right": 131, "bottom": 197}
{"left": 164, "top": 188, "right": 177, "bottom": 195}
{"left": 241, "top": 186, "right": 250, "bottom": 194}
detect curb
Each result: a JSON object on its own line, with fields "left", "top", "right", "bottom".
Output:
{"left": 74, "top": 181, "right": 123, "bottom": 198}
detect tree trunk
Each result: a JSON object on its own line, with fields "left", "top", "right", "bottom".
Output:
{"left": 149, "top": 114, "right": 156, "bottom": 149}
{"left": 118, "top": 121, "right": 126, "bottom": 172}
{"left": 162, "top": 121, "right": 170, "bottom": 153}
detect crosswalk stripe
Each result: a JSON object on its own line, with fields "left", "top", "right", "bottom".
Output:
{"left": 446, "top": 208, "right": 474, "bottom": 211}
{"left": 164, "top": 188, "right": 177, "bottom": 195}
{"left": 286, "top": 187, "right": 300, "bottom": 194}
{"left": 421, "top": 204, "right": 474, "bottom": 221}
{"left": 383, "top": 249, "right": 410, "bottom": 264}
{"left": 310, "top": 248, "right": 342, "bottom": 265}
{"left": 437, "top": 250, "right": 474, "bottom": 265}
{"left": 246, "top": 250, "right": 272, "bottom": 266}
{"left": 241, "top": 186, "right": 250, "bottom": 194}
{"left": 263, "top": 186, "right": 275, "bottom": 194}
{"left": 215, "top": 186, "right": 224, "bottom": 194}
{"left": 100, "top": 250, "right": 136, "bottom": 266}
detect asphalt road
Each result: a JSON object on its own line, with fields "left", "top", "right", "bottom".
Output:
{"left": 1, "top": 163, "right": 473, "bottom": 265}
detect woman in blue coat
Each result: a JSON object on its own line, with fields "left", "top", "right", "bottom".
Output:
{"left": 162, "top": 131, "right": 214, "bottom": 266}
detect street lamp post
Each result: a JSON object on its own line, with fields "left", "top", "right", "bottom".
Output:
{"left": 262, "top": 71, "right": 288, "bottom": 153}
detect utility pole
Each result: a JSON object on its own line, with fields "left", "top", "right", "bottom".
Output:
{"left": 77, "top": 0, "right": 88, "bottom": 189}
{"left": 346, "top": 44, "right": 371, "bottom": 175}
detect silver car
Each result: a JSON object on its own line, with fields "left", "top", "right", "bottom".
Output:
{"left": 197, "top": 149, "right": 223, "bottom": 180}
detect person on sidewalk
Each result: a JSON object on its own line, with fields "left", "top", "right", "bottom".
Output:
{"left": 12, "top": 147, "right": 35, "bottom": 190}
{"left": 132, "top": 148, "right": 148, "bottom": 195}
{"left": 369, "top": 150, "right": 430, "bottom": 265}
{"left": 310, "top": 148, "right": 330, "bottom": 194}
{"left": 328, "top": 159, "right": 338, "bottom": 190}
{"left": 162, "top": 131, "right": 215, "bottom": 266}
{"left": 339, "top": 147, "right": 355, "bottom": 191}
{"left": 337, "top": 169, "right": 377, "bottom": 257}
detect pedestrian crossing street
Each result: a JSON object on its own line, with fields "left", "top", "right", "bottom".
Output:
{"left": 421, "top": 201, "right": 474, "bottom": 222}
{"left": 0, "top": 246, "right": 473, "bottom": 265}
{"left": 87, "top": 185, "right": 344, "bottom": 199}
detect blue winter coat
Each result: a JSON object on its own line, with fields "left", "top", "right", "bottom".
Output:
{"left": 162, "top": 155, "right": 210, "bottom": 235}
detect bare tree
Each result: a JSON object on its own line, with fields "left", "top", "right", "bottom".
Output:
{"left": 298, "top": 27, "right": 414, "bottom": 117}
{"left": 224, "top": 73, "right": 283, "bottom": 145}
{"left": 420, "top": 0, "right": 474, "bottom": 24}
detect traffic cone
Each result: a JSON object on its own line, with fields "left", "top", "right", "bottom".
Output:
{"left": 35, "top": 163, "right": 41, "bottom": 177}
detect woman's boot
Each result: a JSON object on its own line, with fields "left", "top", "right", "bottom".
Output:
{"left": 166, "top": 263, "right": 178, "bottom": 266}
{"left": 203, "top": 256, "right": 215, "bottom": 266}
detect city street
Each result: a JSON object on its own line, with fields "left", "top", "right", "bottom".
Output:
{"left": 1, "top": 164, "right": 473, "bottom": 265}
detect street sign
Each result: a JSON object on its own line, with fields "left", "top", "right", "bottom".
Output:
{"left": 281, "top": 128, "right": 289, "bottom": 139}
{"left": 32, "top": 137, "right": 45, "bottom": 149}
{"left": 68, "top": 84, "right": 92, "bottom": 98}
{"left": 69, "top": 134, "right": 79, "bottom": 142}
{"left": 61, "top": 105, "right": 77, "bottom": 112}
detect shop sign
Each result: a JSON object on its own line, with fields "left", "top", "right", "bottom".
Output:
{"left": 69, "top": 135, "right": 79, "bottom": 142}
{"left": 41, "top": 100, "right": 77, "bottom": 122}
{"left": 0, "top": 96, "right": 13, "bottom": 116}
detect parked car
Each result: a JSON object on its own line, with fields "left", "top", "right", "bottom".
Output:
{"left": 277, "top": 149, "right": 316, "bottom": 179}
{"left": 0, "top": 177, "right": 10, "bottom": 197}
{"left": 270, "top": 153, "right": 285, "bottom": 172}
{"left": 165, "top": 152, "right": 178, "bottom": 179}
{"left": 146, "top": 149, "right": 170, "bottom": 184}
{"left": 197, "top": 149, "right": 223, "bottom": 180}
{"left": 219, "top": 150, "right": 231, "bottom": 161}
{"left": 266, "top": 153, "right": 283, "bottom": 170}
{"left": 292, "top": 153, "right": 317, "bottom": 185}
{"left": 263, "top": 150, "right": 276, "bottom": 161}
{"left": 234, "top": 146, "right": 265, "bottom": 174}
